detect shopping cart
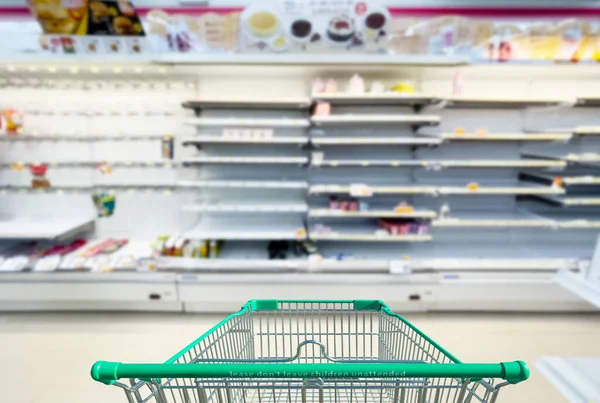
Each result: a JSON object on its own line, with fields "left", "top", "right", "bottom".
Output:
{"left": 91, "top": 300, "right": 529, "bottom": 403}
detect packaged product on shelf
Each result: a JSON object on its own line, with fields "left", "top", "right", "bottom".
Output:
{"left": 209, "top": 240, "right": 221, "bottom": 258}
{"left": 324, "top": 79, "right": 338, "bottom": 93}
{"left": 311, "top": 77, "right": 325, "bottom": 94}
{"left": 347, "top": 74, "right": 365, "bottom": 94}
{"left": 29, "top": 164, "right": 51, "bottom": 189}
{"left": 198, "top": 240, "right": 209, "bottom": 258}
{"left": 92, "top": 191, "right": 116, "bottom": 217}
{"left": 162, "top": 135, "right": 174, "bottom": 159}
{"left": 370, "top": 81, "right": 384, "bottom": 94}
{"left": 1, "top": 109, "right": 23, "bottom": 135}
{"left": 173, "top": 237, "right": 188, "bottom": 257}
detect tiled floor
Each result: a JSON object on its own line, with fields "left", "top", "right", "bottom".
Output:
{"left": 0, "top": 312, "right": 598, "bottom": 403}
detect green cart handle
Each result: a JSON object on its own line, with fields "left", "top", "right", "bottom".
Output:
{"left": 91, "top": 361, "right": 529, "bottom": 386}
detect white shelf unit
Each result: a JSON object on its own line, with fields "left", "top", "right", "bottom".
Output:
{"left": 443, "top": 96, "right": 571, "bottom": 109}
{"left": 182, "top": 136, "right": 308, "bottom": 145}
{"left": 309, "top": 209, "right": 436, "bottom": 219}
{"left": 0, "top": 216, "right": 94, "bottom": 240}
{"left": 438, "top": 133, "right": 572, "bottom": 142}
{"left": 1, "top": 60, "right": 600, "bottom": 312}
{"left": 311, "top": 114, "right": 440, "bottom": 126}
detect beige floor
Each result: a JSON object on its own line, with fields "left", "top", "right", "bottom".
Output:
{"left": 0, "top": 312, "right": 598, "bottom": 403}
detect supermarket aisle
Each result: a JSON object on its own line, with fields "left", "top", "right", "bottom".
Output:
{"left": 0, "top": 312, "right": 598, "bottom": 403}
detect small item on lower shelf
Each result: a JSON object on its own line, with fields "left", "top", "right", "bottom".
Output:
{"left": 394, "top": 201, "right": 414, "bottom": 213}
{"left": 162, "top": 135, "right": 174, "bottom": 160}
{"left": 96, "top": 162, "right": 113, "bottom": 175}
{"left": 359, "top": 201, "right": 369, "bottom": 211}
{"left": 348, "top": 199, "right": 358, "bottom": 211}
{"left": 92, "top": 191, "right": 116, "bottom": 218}
{"left": 209, "top": 240, "right": 221, "bottom": 259}
{"left": 329, "top": 197, "right": 340, "bottom": 210}
{"left": 314, "top": 101, "right": 331, "bottom": 116}
{"left": 30, "top": 164, "right": 50, "bottom": 188}
{"left": 268, "top": 240, "right": 288, "bottom": 260}
{"left": 439, "top": 204, "right": 451, "bottom": 219}
{"left": 313, "top": 223, "right": 332, "bottom": 234}
{"left": 552, "top": 177, "right": 564, "bottom": 189}
{"left": 467, "top": 182, "right": 480, "bottom": 191}
{"left": 454, "top": 127, "right": 466, "bottom": 135}
{"left": 325, "top": 78, "right": 338, "bottom": 93}
{"left": 378, "top": 218, "right": 428, "bottom": 235}
{"left": 198, "top": 240, "right": 209, "bottom": 258}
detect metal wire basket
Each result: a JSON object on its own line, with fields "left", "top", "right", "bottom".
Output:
{"left": 91, "top": 300, "right": 529, "bottom": 403}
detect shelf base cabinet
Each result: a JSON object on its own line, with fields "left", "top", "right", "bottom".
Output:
{"left": 0, "top": 273, "right": 593, "bottom": 312}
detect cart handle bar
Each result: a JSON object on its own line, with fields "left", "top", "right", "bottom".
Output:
{"left": 91, "top": 361, "right": 529, "bottom": 386}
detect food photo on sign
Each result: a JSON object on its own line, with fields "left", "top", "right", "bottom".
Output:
{"left": 28, "top": 0, "right": 148, "bottom": 55}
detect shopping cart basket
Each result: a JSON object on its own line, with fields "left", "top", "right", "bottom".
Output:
{"left": 91, "top": 300, "right": 529, "bottom": 403}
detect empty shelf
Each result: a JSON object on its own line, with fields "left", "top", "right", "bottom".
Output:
{"left": 0, "top": 216, "right": 94, "bottom": 240}
{"left": 312, "top": 137, "right": 441, "bottom": 146}
{"left": 309, "top": 185, "right": 437, "bottom": 195}
{"left": 178, "top": 180, "right": 308, "bottom": 189}
{"left": 443, "top": 96, "right": 570, "bottom": 109}
{"left": 187, "top": 118, "right": 310, "bottom": 127}
{"left": 530, "top": 195, "right": 600, "bottom": 206}
{"left": 439, "top": 133, "right": 571, "bottom": 141}
{"left": 185, "top": 220, "right": 306, "bottom": 241}
{"left": 183, "top": 156, "right": 308, "bottom": 165}
{"left": 311, "top": 114, "right": 440, "bottom": 126}
{"left": 437, "top": 160, "right": 566, "bottom": 168}
{"left": 410, "top": 258, "right": 579, "bottom": 270}
{"left": 182, "top": 136, "right": 308, "bottom": 145}
{"left": 433, "top": 212, "right": 554, "bottom": 228}
{"left": 575, "top": 97, "right": 600, "bottom": 107}
{"left": 182, "top": 203, "right": 308, "bottom": 213}
{"left": 520, "top": 172, "right": 600, "bottom": 186}
{"left": 309, "top": 209, "right": 436, "bottom": 219}
{"left": 311, "top": 233, "right": 432, "bottom": 242}
{"left": 182, "top": 98, "right": 311, "bottom": 110}
{"left": 311, "top": 92, "right": 437, "bottom": 107}
{"left": 313, "top": 160, "right": 422, "bottom": 167}
{"left": 522, "top": 151, "right": 600, "bottom": 164}
{"left": 0, "top": 133, "right": 168, "bottom": 141}
{"left": 158, "top": 257, "right": 306, "bottom": 271}
{"left": 574, "top": 126, "right": 600, "bottom": 135}
{"left": 439, "top": 185, "right": 563, "bottom": 195}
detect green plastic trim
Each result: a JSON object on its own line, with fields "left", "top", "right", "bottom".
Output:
{"left": 91, "top": 361, "right": 530, "bottom": 385}
{"left": 91, "top": 300, "right": 530, "bottom": 387}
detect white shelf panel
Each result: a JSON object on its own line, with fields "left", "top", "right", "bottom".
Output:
{"left": 312, "top": 233, "right": 432, "bottom": 242}
{"left": 313, "top": 160, "right": 421, "bottom": 167}
{"left": 0, "top": 134, "right": 168, "bottom": 142}
{"left": 439, "top": 185, "right": 563, "bottom": 195}
{"left": 311, "top": 137, "right": 441, "bottom": 146}
{"left": 156, "top": 53, "right": 469, "bottom": 66}
{"left": 433, "top": 212, "right": 554, "bottom": 228}
{"left": 0, "top": 216, "right": 94, "bottom": 240}
{"left": 556, "top": 271, "right": 600, "bottom": 309}
{"left": 520, "top": 172, "right": 600, "bottom": 186}
{"left": 0, "top": 161, "right": 176, "bottom": 168}
{"left": 439, "top": 133, "right": 571, "bottom": 141}
{"left": 309, "top": 209, "right": 436, "bottom": 219}
{"left": 311, "top": 92, "right": 436, "bottom": 106}
{"left": 574, "top": 126, "right": 600, "bottom": 135}
{"left": 185, "top": 220, "right": 306, "bottom": 241}
{"left": 522, "top": 151, "right": 600, "bottom": 163}
{"left": 311, "top": 115, "right": 440, "bottom": 125}
{"left": 312, "top": 160, "right": 566, "bottom": 168}
{"left": 182, "top": 203, "right": 308, "bottom": 213}
{"left": 534, "top": 195, "right": 600, "bottom": 206}
{"left": 309, "top": 184, "right": 560, "bottom": 195}
{"left": 183, "top": 98, "right": 311, "bottom": 109}
{"left": 411, "top": 258, "right": 580, "bottom": 270}
{"left": 187, "top": 118, "right": 310, "bottom": 127}
{"left": 437, "top": 160, "right": 566, "bottom": 168}
{"left": 182, "top": 136, "right": 307, "bottom": 145}
{"left": 537, "top": 357, "right": 600, "bottom": 403}
{"left": 557, "top": 220, "right": 600, "bottom": 229}
{"left": 183, "top": 156, "right": 308, "bottom": 165}
{"left": 443, "top": 96, "right": 571, "bottom": 108}
{"left": 178, "top": 180, "right": 308, "bottom": 189}
{"left": 309, "top": 184, "right": 437, "bottom": 195}
{"left": 158, "top": 257, "right": 306, "bottom": 271}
